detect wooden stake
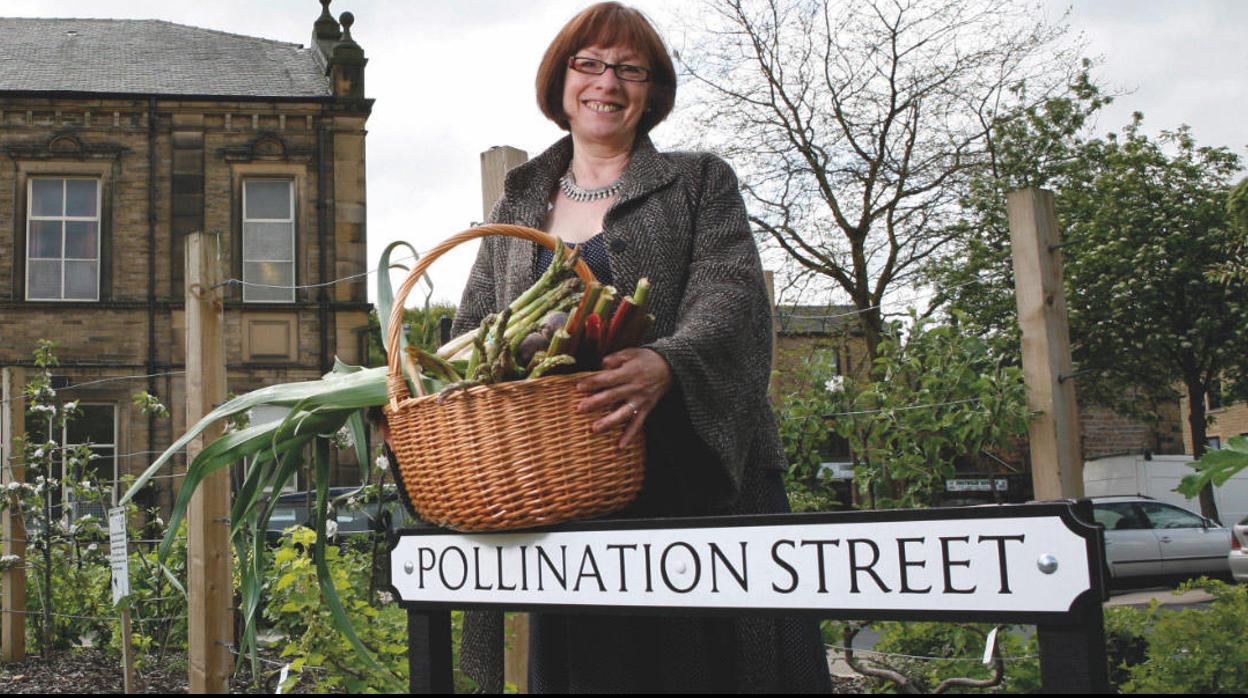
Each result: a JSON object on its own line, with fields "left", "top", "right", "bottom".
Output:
{"left": 481, "top": 145, "right": 531, "bottom": 693}
{"left": 1007, "top": 189, "right": 1085, "bottom": 500}
{"left": 480, "top": 146, "right": 528, "bottom": 221}
{"left": 120, "top": 608, "right": 135, "bottom": 692}
{"left": 185, "top": 231, "right": 233, "bottom": 692}
{"left": 1, "top": 367, "right": 27, "bottom": 662}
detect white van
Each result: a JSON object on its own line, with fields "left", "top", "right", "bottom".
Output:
{"left": 1083, "top": 453, "right": 1248, "bottom": 527}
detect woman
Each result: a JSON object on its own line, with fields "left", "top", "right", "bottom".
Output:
{"left": 455, "top": 3, "right": 831, "bottom": 692}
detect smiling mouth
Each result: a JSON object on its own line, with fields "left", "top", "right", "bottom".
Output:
{"left": 585, "top": 100, "right": 623, "bottom": 113}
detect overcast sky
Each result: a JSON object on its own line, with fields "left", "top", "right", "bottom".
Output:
{"left": 6, "top": 0, "right": 1245, "bottom": 308}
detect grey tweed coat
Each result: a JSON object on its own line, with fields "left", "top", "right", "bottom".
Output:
{"left": 453, "top": 135, "right": 830, "bottom": 693}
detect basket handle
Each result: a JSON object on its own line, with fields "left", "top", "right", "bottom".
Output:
{"left": 385, "top": 224, "right": 596, "bottom": 407}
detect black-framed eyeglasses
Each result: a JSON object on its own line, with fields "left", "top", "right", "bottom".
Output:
{"left": 568, "top": 56, "right": 652, "bottom": 83}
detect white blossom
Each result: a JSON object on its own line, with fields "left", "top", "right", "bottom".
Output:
{"left": 824, "top": 376, "right": 845, "bottom": 393}
{"left": 325, "top": 519, "right": 338, "bottom": 538}
{"left": 334, "top": 425, "right": 355, "bottom": 451}
{"left": 374, "top": 454, "right": 389, "bottom": 472}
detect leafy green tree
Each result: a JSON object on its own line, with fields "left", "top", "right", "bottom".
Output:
{"left": 815, "top": 313, "right": 1031, "bottom": 509}
{"left": 364, "top": 302, "right": 458, "bottom": 367}
{"left": 929, "top": 101, "right": 1248, "bottom": 519}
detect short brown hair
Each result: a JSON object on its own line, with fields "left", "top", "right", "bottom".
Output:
{"left": 535, "top": 2, "right": 676, "bottom": 136}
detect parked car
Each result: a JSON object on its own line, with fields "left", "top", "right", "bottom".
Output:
{"left": 1090, "top": 495, "right": 1232, "bottom": 586}
{"left": 1231, "top": 514, "right": 1248, "bottom": 583}
{"left": 265, "top": 486, "right": 410, "bottom": 542}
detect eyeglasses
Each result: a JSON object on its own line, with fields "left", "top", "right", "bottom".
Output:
{"left": 568, "top": 56, "right": 652, "bottom": 83}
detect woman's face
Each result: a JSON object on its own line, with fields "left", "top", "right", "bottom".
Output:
{"left": 562, "top": 45, "right": 652, "bottom": 150}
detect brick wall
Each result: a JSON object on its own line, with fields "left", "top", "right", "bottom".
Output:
{"left": 0, "top": 97, "right": 370, "bottom": 508}
{"left": 1080, "top": 404, "right": 1185, "bottom": 459}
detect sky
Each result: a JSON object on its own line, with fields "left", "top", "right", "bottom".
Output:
{"left": 4, "top": 0, "right": 1245, "bottom": 308}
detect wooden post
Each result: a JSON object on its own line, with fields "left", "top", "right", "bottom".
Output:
{"left": 1, "top": 367, "right": 27, "bottom": 662}
{"left": 120, "top": 608, "right": 135, "bottom": 693}
{"left": 481, "top": 144, "right": 531, "bottom": 693}
{"left": 480, "top": 146, "right": 528, "bottom": 221}
{"left": 185, "top": 231, "right": 232, "bottom": 692}
{"left": 1007, "top": 188, "right": 1084, "bottom": 500}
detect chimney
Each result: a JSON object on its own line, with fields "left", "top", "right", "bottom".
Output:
{"left": 329, "top": 11, "right": 367, "bottom": 99}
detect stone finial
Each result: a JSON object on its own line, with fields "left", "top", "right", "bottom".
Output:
{"left": 339, "top": 12, "right": 356, "bottom": 44}
{"left": 314, "top": 0, "right": 341, "bottom": 41}
{"left": 332, "top": 11, "right": 365, "bottom": 63}
{"left": 329, "top": 8, "right": 367, "bottom": 97}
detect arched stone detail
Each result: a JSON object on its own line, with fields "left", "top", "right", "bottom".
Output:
{"left": 48, "top": 134, "right": 85, "bottom": 155}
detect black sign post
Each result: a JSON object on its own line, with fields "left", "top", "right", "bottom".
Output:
{"left": 391, "top": 502, "right": 1108, "bottom": 693}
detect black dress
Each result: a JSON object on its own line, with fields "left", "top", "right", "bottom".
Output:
{"left": 463, "top": 238, "right": 832, "bottom": 693}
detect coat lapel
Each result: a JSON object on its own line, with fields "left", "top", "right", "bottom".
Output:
{"left": 495, "top": 134, "right": 678, "bottom": 299}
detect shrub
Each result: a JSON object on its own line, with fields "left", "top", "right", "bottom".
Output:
{"left": 1121, "top": 579, "right": 1248, "bottom": 693}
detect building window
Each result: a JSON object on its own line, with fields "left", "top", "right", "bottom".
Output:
{"left": 242, "top": 179, "right": 296, "bottom": 303}
{"left": 27, "top": 402, "right": 116, "bottom": 521}
{"left": 64, "top": 403, "right": 117, "bottom": 520}
{"left": 26, "top": 177, "right": 101, "bottom": 301}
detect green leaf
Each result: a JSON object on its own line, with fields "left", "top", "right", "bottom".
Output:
{"left": 311, "top": 439, "right": 404, "bottom": 691}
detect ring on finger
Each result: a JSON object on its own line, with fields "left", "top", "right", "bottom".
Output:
{"left": 626, "top": 400, "right": 640, "bottom": 418}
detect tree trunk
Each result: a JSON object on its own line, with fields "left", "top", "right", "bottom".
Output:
{"left": 859, "top": 308, "right": 883, "bottom": 367}
{"left": 1185, "top": 381, "right": 1221, "bottom": 522}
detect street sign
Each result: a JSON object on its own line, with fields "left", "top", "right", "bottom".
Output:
{"left": 946, "top": 478, "right": 1010, "bottom": 493}
{"left": 390, "top": 503, "right": 1101, "bottom": 623}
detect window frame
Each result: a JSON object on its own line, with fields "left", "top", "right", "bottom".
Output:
{"left": 62, "top": 402, "right": 118, "bottom": 521}
{"left": 241, "top": 178, "right": 297, "bottom": 304}
{"left": 24, "top": 176, "right": 103, "bottom": 302}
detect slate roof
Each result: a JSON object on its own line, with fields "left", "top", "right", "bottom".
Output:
{"left": 775, "top": 305, "right": 860, "bottom": 336}
{"left": 0, "top": 18, "right": 332, "bottom": 98}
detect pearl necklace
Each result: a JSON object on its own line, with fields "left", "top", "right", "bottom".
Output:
{"left": 559, "top": 168, "right": 624, "bottom": 202}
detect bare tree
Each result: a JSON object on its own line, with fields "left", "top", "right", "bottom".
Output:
{"left": 674, "top": 0, "right": 1083, "bottom": 359}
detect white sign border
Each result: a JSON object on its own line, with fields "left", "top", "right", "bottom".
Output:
{"left": 386, "top": 503, "right": 1105, "bottom": 625}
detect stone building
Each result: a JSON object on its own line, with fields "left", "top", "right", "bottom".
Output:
{"left": 0, "top": 2, "right": 372, "bottom": 517}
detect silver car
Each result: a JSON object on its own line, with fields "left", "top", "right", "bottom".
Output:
{"left": 1231, "top": 515, "right": 1248, "bottom": 583}
{"left": 1090, "top": 495, "right": 1231, "bottom": 585}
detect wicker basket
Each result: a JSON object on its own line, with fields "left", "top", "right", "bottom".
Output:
{"left": 383, "top": 224, "right": 645, "bottom": 532}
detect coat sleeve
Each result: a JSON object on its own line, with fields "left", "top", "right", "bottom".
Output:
{"left": 643, "top": 155, "right": 779, "bottom": 508}
{"left": 451, "top": 199, "right": 507, "bottom": 336}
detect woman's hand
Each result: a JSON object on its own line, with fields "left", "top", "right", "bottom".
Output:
{"left": 576, "top": 347, "right": 672, "bottom": 448}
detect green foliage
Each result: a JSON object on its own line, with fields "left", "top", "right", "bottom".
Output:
{"left": 1179, "top": 434, "right": 1248, "bottom": 498}
{"left": 26, "top": 541, "right": 113, "bottom": 652}
{"left": 829, "top": 314, "right": 1032, "bottom": 509}
{"left": 1102, "top": 604, "right": 1152, "bottom": 691}
{"left": 923, "top": 67, "right": 1110, "bottom": 359}
{"left": 774, "top": 348, "right": 845, "bottom": 511}
{"left": 131, "top": 390, "right": 170, "bottom": 419}
{"left": 1212, "top": 175, "right": 1248, "bottom": 284}
{"left": 1120, "top": 580, "right": 1248, "bottom": 693}
{"left": 263, "top": 526, "right": 476, "bottom": 693}
{"left": 264, "top": 526, "right": 407, "bottom": 693}
{"left": 366, "top": 303, "right": 459, "bottom": 367}
{"left": 929, "top": 79, "right": 1248, "bottom": 441}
